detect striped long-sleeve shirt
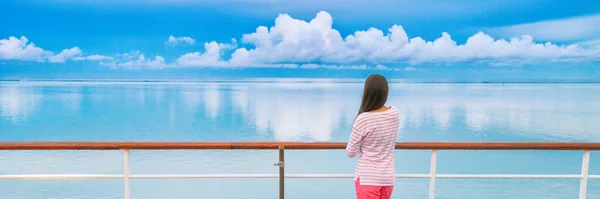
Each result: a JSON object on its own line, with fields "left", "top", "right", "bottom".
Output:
{"left": 346, "top": 106, "right": 399, "bottom": 186}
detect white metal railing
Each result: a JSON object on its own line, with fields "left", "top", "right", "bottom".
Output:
{"left": 0, "top": 142, "right": 598, "bottom": 199}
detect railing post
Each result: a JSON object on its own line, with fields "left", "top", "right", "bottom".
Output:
{"left": 579, "top": 150, "right": 591, "bottom": 199}
{"left": 279, "top": 146, "right": 285, "bottom": 199}
{"left": 124, "top": 149, "right": 131, "bottom": 199}
{"left": 429, "top": 150, "right": 437, "bottom": 199}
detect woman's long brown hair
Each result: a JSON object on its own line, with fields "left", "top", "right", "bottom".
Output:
{"left": 357, "top": 74, "right": 389, "bottom": 116}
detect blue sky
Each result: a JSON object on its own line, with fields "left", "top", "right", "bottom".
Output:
{"left": 1, "top": 0, "right": 599, "bottom": 80}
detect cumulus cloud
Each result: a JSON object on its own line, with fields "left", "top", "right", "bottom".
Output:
{"left": 0, "top": 36, "right": 84, "bottom": 63}
{"left": 175, "top": 41, "right": 235, "bottom": 67}
{"left": 5, "top": 11, "right": 600, "bottom": 69}
{"left": 47, "top": 47, "right": 82, "bottom": 63}
{"left": 73, "top": 54, "right": 113, "bottom": 61}
{"left": 231, "top": 11, "right": 597, "bottom": 65}
{"left": 103, "top": 51, "right": 166, "bottom": 69}
{"left": 165, "top": 35, "right": 196, "bottom": 46}
{"left": 163, "top": 11, "right": 599, "bottom": 69}
{"left": 171, "top": 38, "right": 388, "bottom": 69}
{"left": 0, "top": 36, "right": 48, "bottom": 61}
{"left": 122, "top": 55, "right": 166, "bottom": 69}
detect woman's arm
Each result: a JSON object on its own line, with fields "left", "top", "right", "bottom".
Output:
{"left": 346, "top": 117, "right": 367, "bottom": 158}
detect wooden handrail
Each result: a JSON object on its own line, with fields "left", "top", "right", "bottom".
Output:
{"left": 0, "top": 142, "right": 599, "bottom": 150}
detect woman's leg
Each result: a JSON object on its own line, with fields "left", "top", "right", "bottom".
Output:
{"left": 355, "top": 177, "right": 381, "bottom": 199}
{"left": 379, "top": 186, "right": 394, "bottom": 199}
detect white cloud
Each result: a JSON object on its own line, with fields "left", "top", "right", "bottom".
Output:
{"left": 175, "top": 42, "right": 234, "bottom": 67}
{"left": 235, "top": 11, "right": 598, "bottom": 64}
{"left": 0, "top": 36, "right": 84, "bottom": 63}
{"left": 374, "top": 64, "right": 391, "bottom": 70}
{"left": 73, "top": 54, "right": 113, "bottom": 61}
{"left": 163, "top": 11, "right": 599, "bottom": 69}
{"left": 5, "top": 11, "right": 600, "bottom": 69}
{"left": 87, "top": 54, "right": 113, "bottom": 60}
{"left": 103, "top": 51, "right": 167, "bottom": 69}
{"left": 404, "top": 66, "right": 416, "bottom": 71}
{"left": 298, "top": 63, "right": 391, "bottom": 70}
{"left": 47, "top": 47, "right": 82, "bottom": 63}
{"left": 488, "top": 14, "right": 600, "bottom": 42}
{"left": 165, "top": 35, "right": 196, "bottom": 46}
{"left": 575, "top": 39, "right": 600, "bottom": 49}
{"left": 0, "top": 36, "right": 48, "bottom": 61}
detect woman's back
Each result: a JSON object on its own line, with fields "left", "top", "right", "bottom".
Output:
{"left": 346, "top": 74, "right": 397, "bottom": 199}
{"left": 346, "top": 106, "right": 399, "bottom": 186}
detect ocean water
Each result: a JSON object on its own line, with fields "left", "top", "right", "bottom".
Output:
{"left": 1, "top": 80, "right": 600, "bottom": 199}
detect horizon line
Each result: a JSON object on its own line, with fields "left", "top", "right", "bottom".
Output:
{"left": 2, "top": 78, "right": 600, "bottom": 84}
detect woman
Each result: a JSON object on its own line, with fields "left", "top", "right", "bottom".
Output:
{"left": 346, "top": 74, "right": 399, "bottom": 199}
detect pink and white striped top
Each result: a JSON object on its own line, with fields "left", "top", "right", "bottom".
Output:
{"left": 346, "top": 106, "right": 399, "bottom": 186}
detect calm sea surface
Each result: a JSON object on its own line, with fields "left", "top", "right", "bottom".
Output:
{"left": 1, "top": 80, "right": 600, "bottom": 199}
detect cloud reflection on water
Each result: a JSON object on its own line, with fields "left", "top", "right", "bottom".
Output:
{"left": 203, "top": 84, "right": 220, "bottom": 119}
{"left": 0, "top": 85, "right": 42, "bottom": 123}
{"left": 388, "top": 84, "right": 600, "bottom": 141}
{"left": 228, "top": 83, "right": 360, "bottom": 141}
{"left": 1, "top": 82, "right": 600, "bottom": 142}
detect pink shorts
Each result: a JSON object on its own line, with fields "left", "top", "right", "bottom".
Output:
{"left": 354, "top": 177, "right": 394, "bottom": 199}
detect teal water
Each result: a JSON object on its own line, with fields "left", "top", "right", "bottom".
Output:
{"left": 1, "top": 81, "right": 600, "bottom": 199}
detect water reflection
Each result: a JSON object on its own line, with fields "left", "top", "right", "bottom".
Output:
{"left": 1, "top": 82, "right": 599, "bottom": 142}
{"left": 387, "top": 84, "right": 600, "bottom": 141}
{"left": 56, "top": 86, "right": 83, "bottom": 112}
{"left": 231, "top": 85, "right": 248, "bottom": 115}
{"left": 0, "top": 85, "right": 42, "bottom": 123}
{"left": 204, "top": 84, "right": 220, "bottom": 119}
{"left": 179, "top": 89, "right": 202, "bottom": 112}
{"left": 248, "top": 84, "right": 357, "bottom": 141}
